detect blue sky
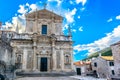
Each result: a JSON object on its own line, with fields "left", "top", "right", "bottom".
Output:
{"left": 0, "top": 0, "right": 120, "bottom": 61}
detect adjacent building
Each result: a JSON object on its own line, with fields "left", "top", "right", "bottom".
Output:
{"left": 111, "top": 42, "right": 120, "bottom": 79}
{"left": 0, "top": 30, "right": 14, "bottom": 79}
{"left": 91, "top": 56, "right": 114, "bottom": 78}
{"left": 74, "top": 61, "right": 91, "bottom": 76}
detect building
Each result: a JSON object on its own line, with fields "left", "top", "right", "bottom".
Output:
{"left": 0, "top": 30, "right": 15, "bottom": 80}
{"left": 111, "top": 42, "right": 120, "bottom": 79}
{"left": 74, "top": 61, "right": 91, "bottom": 76}
{"left": 0, "top": 8, "right": 74, "bottom": 79}
{"left": 91, "top": 55, "right": 114, "bottom": 78}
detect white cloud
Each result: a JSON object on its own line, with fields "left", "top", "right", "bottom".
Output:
{"left": 63, "top": 24, "right": 69, "bottom": 31}
{"left": 18, "top": 5, "right": 28, "bottom": 14}
{"left": 74, "top": 25, "right": 120, "bottom": 55}
{"left": 29, "top": 4, "right": 38, "bottom": 12}
{"left": 79, "top": 26, "right": 83, "bottom": 31}
{"left": 17, "top": 3, "right": 37, "bottom": 14}
{"left": 76, "top": 0, "right": 87, "bottom": 6}
{"left": 48, "top": 0, "right": 63, "bottom": 6}
{"left": 71, "top": 29, "right": 76, "bottom": 32}
{"left": 70, "top": 0, "right": 74, "bottom": 4}
{"left": 2, "top": 3, "right": 38, "bottom": 33}
{"left": 78, "top": 16, "right": 80, "bottom": 19}
{"left": 65, "top": 8, "right": 77, "bottom": 23}
{"left": 107, "top": 18, "right": 112, "bottom": 22}
{"left": 80, "top": 7, "right": 85, "bottom": 11}
{"left": 116, "top": 15, "right": 120, "bottom": 20}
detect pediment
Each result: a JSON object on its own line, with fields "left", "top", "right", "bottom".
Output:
{"left": 26, "top": 9, "right": 63, "bottom": 20}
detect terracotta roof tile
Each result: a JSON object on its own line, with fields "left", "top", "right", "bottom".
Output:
{"left": 74, "top": 61, "right": 91, "bottom": 66}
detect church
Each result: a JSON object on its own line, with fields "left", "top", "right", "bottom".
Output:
{"left": 0, "top": 8, "right": 74, "bottom": 76}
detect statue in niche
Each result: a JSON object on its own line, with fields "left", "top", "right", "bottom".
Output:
{"left": 66, "top": 55, "right": 69, "bottom": 63}
{"left": 65, "top": 54, "right": 70, "bottom": 64}
{"left": 15, "top": 54, "right": 22, "bottom": 69}
{"left": 17, "top": 55, "right": 21, "bottom": 63}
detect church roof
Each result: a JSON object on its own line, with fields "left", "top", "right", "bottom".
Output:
{"left": 100, "top": 56, "right": 113, "bottom": 61}
{"left": 26, "top": 9, "right": 63, "bottom": 20}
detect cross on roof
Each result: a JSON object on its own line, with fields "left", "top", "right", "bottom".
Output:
{"left": 44, "top": 3, "right": 47, "bottom": 9}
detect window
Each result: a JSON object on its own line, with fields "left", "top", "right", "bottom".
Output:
{"left": 42, "top": 25, "right": 47, "bottom": 35}
{"left": 94, "top": 62, "right": 97, "bottom": 67}
{"left": 109, "top": 62, "right": 114, "bottom": 66}
{"left": 111, "top": 70, "right": 115, "bottom": 75}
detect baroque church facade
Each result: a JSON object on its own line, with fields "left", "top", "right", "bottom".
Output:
{"left": 0, "top": 9, "right": 74, "bottom": 75}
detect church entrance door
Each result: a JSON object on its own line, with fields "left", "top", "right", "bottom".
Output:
{"left": 40, "top": 57, "right": 47, "bottom": 72}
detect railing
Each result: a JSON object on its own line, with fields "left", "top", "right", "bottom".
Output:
{"left": 0, "top": 31, "right": 72, "bottom": 41}
{"left": 56, "top": 35, "right": 72, "bottom": 41}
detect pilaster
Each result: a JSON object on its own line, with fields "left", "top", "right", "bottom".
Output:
{"left": 32, "top": 34, "right": 37, "bottom": 70}
{"left": 61, "top": 50, "right": 64, "bottom": 71}
{"left": 70, "top": 47, "right": 74, "bottom": 70}
{"left": 11, "top": 43, "right": 17, "bottom": 66}
{"left": 22, "top": 48, "right": 27, "bottom": 70}
{"left": 51, "top": 37, "right": 56, "bottom": 70}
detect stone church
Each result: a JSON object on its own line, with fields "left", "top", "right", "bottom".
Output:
{"left": 0, "top": 9, "right": 74, "bottom": 77}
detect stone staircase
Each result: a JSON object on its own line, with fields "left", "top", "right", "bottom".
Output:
{"left": 16, "top": 71, "right": 76, "bottom": 77}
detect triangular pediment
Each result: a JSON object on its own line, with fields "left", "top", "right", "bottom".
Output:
{"left": 26, "top": 9, "right": 63, "bottom": 20}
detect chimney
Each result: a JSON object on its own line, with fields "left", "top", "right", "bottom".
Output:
{"left": 99, "top": 53, "right": 102, "bottom": 57}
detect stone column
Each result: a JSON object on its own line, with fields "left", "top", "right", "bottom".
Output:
{"left": 61, "top": 50, "right": 64, "bottom": 71}
{"left": 11, "top": 43, "right": 17, "bottom": 79}
{"left": 22, "top": 48, "right": 27, "bottom": 70}
{"left": 48, "top": 57, "right": 50, "bottom": 71}
{"left": 32, "top": 34, "right": 37, "bottom": 71}
{"left": 11, "top": 43, "right": 17, "bottom": 66}
{"left": 51, "top": 38, "right": 56, "bottom": 71}
{"left": 70, "top": 47, "right": 74, "bottom": 70}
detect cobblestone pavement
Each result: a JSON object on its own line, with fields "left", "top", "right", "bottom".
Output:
{"left": 16, "top": 77, "right": 79, "bottom": 80}
{"left": 70, "top": 75, "right": 107, "bottom": 80}
{"left": 16, "top": 76, "right": 107, "bottom": 80}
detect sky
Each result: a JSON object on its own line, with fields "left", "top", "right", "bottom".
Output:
{"left": 0, "top": 0, "right": 120, "bottom": 61}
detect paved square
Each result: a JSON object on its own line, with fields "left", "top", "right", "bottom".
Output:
{"left": 16, "top": 76, "right": 107, "bottom": 80}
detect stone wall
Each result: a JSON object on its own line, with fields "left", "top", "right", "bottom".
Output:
{"left": 111, "top": 44, "right": 120, "bottom": 77}
{"left": 91, "top": 57, "right": 109, "bottom": 78}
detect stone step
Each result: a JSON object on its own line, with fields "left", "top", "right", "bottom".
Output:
{"left": 16, "top": 72, "right": 76, "bottom": 77}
